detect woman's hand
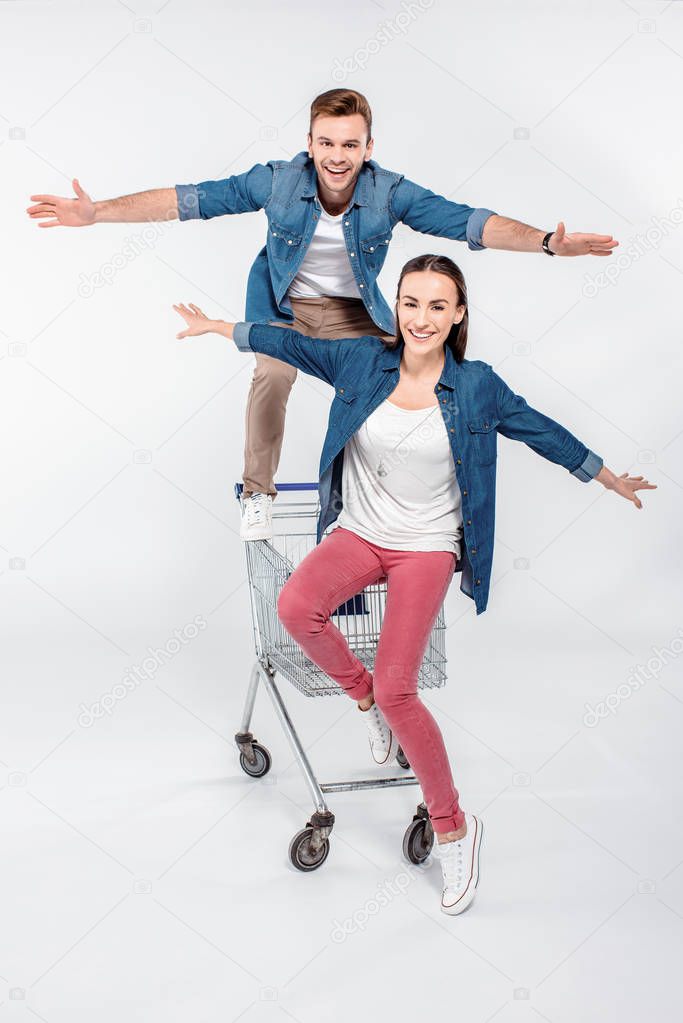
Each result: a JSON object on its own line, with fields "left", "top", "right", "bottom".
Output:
{"left": 596, "top": 466, "right": 657, "bottom": 509}
{"left": 173, "top": 302, "right": 218, "bottom": 339}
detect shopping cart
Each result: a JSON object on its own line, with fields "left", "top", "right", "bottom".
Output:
{"left": 233, "top": 482, "right": 449, "bottom": 872}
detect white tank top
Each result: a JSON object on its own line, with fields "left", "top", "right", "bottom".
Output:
{"left": 288, "top": 196, "right": 362, "bottom": 300}
{"left": 333, "top": 398, "right": 463, "bottom": 555}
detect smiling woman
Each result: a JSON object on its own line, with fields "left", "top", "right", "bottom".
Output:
{"left": 171, "top": 252, "right": 655, "bottom": 916}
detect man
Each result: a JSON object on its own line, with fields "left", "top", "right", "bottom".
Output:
{"left": 27, "top": 88, "right": 618, "bottom": 541}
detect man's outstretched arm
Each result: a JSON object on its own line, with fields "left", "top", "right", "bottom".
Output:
{"left": 26, "top": 178, "right": 179, "bottom": 227}
{"left": 27, "top": 163, "right": 272, "bottom": 227}
{"left": 391, "top": 177, "right": 618, "bottom": 256}
{"left": 482, "top": 215, "right": 618, "bottom": 257}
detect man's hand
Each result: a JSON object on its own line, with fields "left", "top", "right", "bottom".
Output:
{"left": 26, "top": 178, "right": 96, "bottom": 228}
{"left": 596, "top": 466, "right": 657, "bottom": 509}
{"left": 548, "top": 220, "right": 618, "bottom": 257}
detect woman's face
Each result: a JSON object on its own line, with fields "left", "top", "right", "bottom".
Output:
{"left": 396, "top": 271, "right": 465, "bottom": 361}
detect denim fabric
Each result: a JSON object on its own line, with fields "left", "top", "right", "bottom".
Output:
{"left": 233, "top": 321, "right": 603, "bottom": 616}
{"left": 176, "top": 151, "right": 496, "bottom": 336}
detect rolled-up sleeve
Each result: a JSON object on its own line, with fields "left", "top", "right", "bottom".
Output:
{"left": 176, "top": 183, "right": 201, "bottom": 221}
{"left": 571, "top": 449, "right": 603, "bottom": 482}
{"left": 233, "top": 321, "right": 254, "bottom": 352}
{"left": 466, "top": 208, "right": 497, "bottom": 251}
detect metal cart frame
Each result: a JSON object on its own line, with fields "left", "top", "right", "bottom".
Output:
{"left": 233, "top": 482, "right": 448, "bottom": 871}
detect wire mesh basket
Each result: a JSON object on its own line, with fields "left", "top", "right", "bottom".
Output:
{"left": 238, "top": 483, "right": 448, "bottom": 698}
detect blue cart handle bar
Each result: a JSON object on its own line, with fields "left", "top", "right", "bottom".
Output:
{"left": 234, "top": 482, "right": 319, "bottom": 499}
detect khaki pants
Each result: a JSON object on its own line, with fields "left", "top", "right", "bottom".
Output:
{"left": 242, "top": 296, "right": 395, "bottom": 498}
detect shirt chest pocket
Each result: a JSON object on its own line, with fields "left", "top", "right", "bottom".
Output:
{"left": 360, "top": 230, "right": 392, "bottom": 271}
{"left": 467, "top": 415, "right": 499, "bottom": 466}
{"left": 330, "top": 385, "right": 358, "bottom": 424}
{"left": 269, "top": 220, "right": 302, "bottom": 263}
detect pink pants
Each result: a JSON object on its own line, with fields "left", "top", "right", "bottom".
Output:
{"left": 276, "top": 526, "right": 465, "bottom": 834}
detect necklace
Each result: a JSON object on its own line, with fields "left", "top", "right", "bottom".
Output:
{"left": 366, "top": 403, "right": 440, "bottom": 477}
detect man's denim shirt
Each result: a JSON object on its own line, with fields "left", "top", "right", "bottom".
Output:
{"left": 232, "top": 322, "right": 603, "bottom": 616}
{"left": 176, "top": 152, "right": 497, "bottom": 336}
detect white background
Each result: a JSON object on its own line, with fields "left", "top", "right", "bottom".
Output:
{"left": 1, "top": 0, "right": 682, "bottom": 1019}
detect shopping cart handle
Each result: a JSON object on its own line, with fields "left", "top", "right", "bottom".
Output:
{"left": 234, "top": 482, "right": 319, "bottom": 499}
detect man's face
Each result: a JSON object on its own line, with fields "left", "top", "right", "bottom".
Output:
{"left": 307, "top": 114, "right": 374, "bottom": 198}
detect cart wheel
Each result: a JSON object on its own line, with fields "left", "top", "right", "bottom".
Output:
{"left": 402, "top": 817, "right": 433, "bottom": 865}
{"left": 239, "top": 742, "right": 271, "bottom": 778}
{"left": 396, "top": 746, "right": 410, "bottom": 770}
{"left": 289, "top": 826, "right": 330, "bottom": 872}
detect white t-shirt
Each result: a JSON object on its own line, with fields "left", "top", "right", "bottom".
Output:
{"left": 288, "top": 196, "right": 362, "bottom": 300}
{"left": 332, "top": 398, "right": 463, "bottom": 555}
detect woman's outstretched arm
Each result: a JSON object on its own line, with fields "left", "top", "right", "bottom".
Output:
{"left": 491, "top": 368, "right": 656, "bottom": 509}
{"left": 172, "top": 302, "right": 363, "bottom": 387}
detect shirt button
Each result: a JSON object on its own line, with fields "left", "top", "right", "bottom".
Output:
{"left": 345, "top": 220, "right": 350, "bottom": 226}
{"left": 441, "top": 398, "right": 446, "bottom": 404}
{"left": 471, "top": 547, "right": 477, "bottom": 554}
{"left": 273, "top": 231, "right": 278, "bottom": 237}
{"left": 287, "top": 239, "right": 293, "bottom": 245}
{"left": 466, "top": 519, "right": 471, "bottom": 526}
{"left": 359, "top": 283, "right": 364, "bottom": 288}
{"left": 339, "top": 388, "right": 344, "bottom": 393}
{"left": 313, "top": 215, "right": 318, "bottom": 221}
{"left": 463, "top": 490, "right": 468, "bottom": 496}
{"left": 450, "top": 427, "right": 454, "bottom": 433}
{"left": 475, "top": 578, "right": 481, "bottom": 586}
{"left": 350, "top": 251, "right": 356, "bottom": 257}
{"left": 369, "top": 246, "right": 375, "bottom": 252}
{"left": 456, "top": 458, "right": 461, "bottom": 464}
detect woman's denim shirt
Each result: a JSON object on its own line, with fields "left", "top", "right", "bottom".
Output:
{"left": 233, "top": 323, "right": 603, "bottom": 616}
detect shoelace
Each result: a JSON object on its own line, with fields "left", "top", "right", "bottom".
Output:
{"left": 439, "top": 840, "right": 465, "bottom": 888}
{"left": 245, "top": 493, "right": 267, "bottom": 525}
{"left": 365, "top": 704, "right": 387, "bottom": 746}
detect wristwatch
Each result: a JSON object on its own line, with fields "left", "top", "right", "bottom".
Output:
{"left": 542, "top": 231, "right": 556, "bottom": 256}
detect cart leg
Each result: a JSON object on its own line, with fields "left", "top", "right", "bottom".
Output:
{"left": 234, "top": 661, "right": 264, "bottom": 767}
{"left": 259, "top": 661, "right": 334, "bottom": 829}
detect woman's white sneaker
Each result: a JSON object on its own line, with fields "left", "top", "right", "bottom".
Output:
{"left": 359, "top": 701, "right": 400, "bottom": 766}
{"left": 433, "top": 813, "right": 483, "bottom": 915}
{"left": 240, "top": 492, "right": 273, "bottom": 541}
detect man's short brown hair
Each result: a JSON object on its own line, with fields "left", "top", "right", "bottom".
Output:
{"left": 309, "top": 89, "right": 372, "bottom": 144}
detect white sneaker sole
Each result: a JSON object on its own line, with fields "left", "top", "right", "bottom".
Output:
{"left": 240, "top": 527, "right": 273, "bottom": 542}
{"left": 440, "top": 815, "right": 483, "bottom": 916}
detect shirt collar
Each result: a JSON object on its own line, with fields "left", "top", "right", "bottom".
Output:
{"left": 379, "top": 338, "right": 459, "bottom": 390}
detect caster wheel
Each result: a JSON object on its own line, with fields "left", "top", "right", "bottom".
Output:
{"left": 239, "top": 742, "right": 272, "bottom": 778}
{"left": 289, "top": 826, "right": 330, "bottom": 872}
{"left": 402, "top": 817, "right": 433, "bottom": 865}
{"left": 396, "top": 746, "right": 410, "bottom": 770}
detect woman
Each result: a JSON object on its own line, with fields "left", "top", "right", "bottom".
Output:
{"left": 172, "top": 254, "right": 656, "bottom": 916}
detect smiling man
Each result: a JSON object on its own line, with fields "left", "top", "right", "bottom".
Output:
{"left": 27, "top": 88, "right": 619, "bottom": 540}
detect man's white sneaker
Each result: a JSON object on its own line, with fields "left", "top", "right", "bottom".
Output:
{"left": 432, "top": 812, "right": 483, "bottom": 915}
{"left": 359, "top": 701, "right": 400, "bottom": 766}
{"left": 240, "top": 492, "right": 273, "bottom": 541}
